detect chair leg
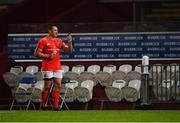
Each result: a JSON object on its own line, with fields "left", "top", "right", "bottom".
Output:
{"left": 26, "top": 100, "right": 31, "bottom": 110}
{"left": 100, "top": 100, "right": 105, "bottom": 110}
{"left": 85, "top": 103, "right": 89, "bottom": 110}
{"left": 10, "top": 99, "right": 15, "bottom": 110}
{"left": 31, "top": 102, "right": 36, "bottom": 110}
{"left": 26, "top": 87, "right": 35, "bottom": 110}
{"left": 45, "top": 83, "right": 54, "bottom": 107}
{"left": 63, "top": 100, "right": 69, "bottom": 110}
{"left": 60, "top": 88, "right": 69, "bottom": 110}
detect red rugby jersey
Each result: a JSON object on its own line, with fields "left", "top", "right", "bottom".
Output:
{"left": 37, "top": 36, "right": 65, "bottom": 71}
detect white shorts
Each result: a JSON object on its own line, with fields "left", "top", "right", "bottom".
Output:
{"left": 42, "top": 70, "right": 63, "bottom": 79}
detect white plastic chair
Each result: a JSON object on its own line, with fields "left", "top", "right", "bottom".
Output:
{"left": 10, "top": 66, "right": 23, "bottom": 75}
{"left": 87, "top": 65, "right": 101, "bottom": 74}
{"left": 103, "top": 65, "right": 116, "bottom": 74}
{"left": 122, "top": 79, "right": 141, "bottom": 102}
{"left": 105, "top": 80, "right": 126, "bottom": 102}
{"left": 77, "top": 72, "right": 99, "bottom": 86}
{"left": 10, "top": 76, "right": 38, "bottom": 110}
{"left": 34, "top": 72, "right": 43, "bottom": 81}
{"left": 74, "top": 80, "right": 94, "bottom": 103}
{"left": 65, "top": 80, "right": 79, "bottom": 90}
{"left": 64, "top": 80, "right": 79, "bottom": 102}
{"left": 134, "top": 65, "right": 141, "bottom": 73}
{"left": 14, "top": 83, "right": 32, "bottom": 103}
{"left": 72, "top": 65, "right": 85, "bottom": 74}
{"left": 3, "top": 72, "right": 19, "bottom": 87}
{"left": 62, "top": 65, "right": 70, "bottom": 74}
{"left": 126, "top": 71, "right": 141, "bottom": 81}
{"left": 128, "top": 80, "right": 141, "bottom": 91}
{"left": 112, "top": 80, "right": 127, "bottom": 89}
{"left": 29, "top": 80, "right": 44, "bottom": 103}
{"left": 96, "top": 71, "right": 113, "bottom": 87}
{"left": 25, "top": 65, "right": 39, "bottom": 75}
{"left": 81, "top": 80, "right": 94, "bottom": 99}
{"left": 119, "top": 64, "right": 132, "bottom": 73}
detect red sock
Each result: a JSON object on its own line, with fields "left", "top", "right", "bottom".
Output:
{"left": 40, "top": 91, "right": 48, "bottom": 108}
{"left": 52, "top": 90, "right": 60, "bottom": 109}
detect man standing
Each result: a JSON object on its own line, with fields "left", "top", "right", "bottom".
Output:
{"left": 34, "top": 25, "right": 73, "bottom": 110}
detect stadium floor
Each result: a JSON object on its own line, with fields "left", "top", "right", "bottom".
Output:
{"left": 0, "top": 110, "right": 180, "bottom": 122}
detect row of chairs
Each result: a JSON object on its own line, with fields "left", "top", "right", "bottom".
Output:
{"left": 63, "top": 64, "right": 180, "bottom": 103}
{"left": 63, "top": 64, "right": 141, "bottom": 74}
{"left": 3, "top": 65, "right": 43, "bottom": 110}
{"left": 3, "top": 64, "right": 143, "bottom": 110}
{"left": 10, "top": 76, "right": 40, "bottom": 110}
{"left": 3, "top": 63, "right": 180, "bottom": 110}
{"left": 3, "top": 65, "right": 40, "bottom": 88}
{"left": 105, "top": 79, "right": 141, "bottom": 102}
{"left": 5, "top": 63, "right": 179, "bottom": 79}
{"left": 2, "top": 64, "right": 154, "bottom": 109}
{"left": 62, "top": 65, "right": 142, "bottom": 103}
{"left": 9, "top": 64, "right": 179, "bottom": 109}
{"left": 3, "top": 64, "right": 140, "bottom": 88}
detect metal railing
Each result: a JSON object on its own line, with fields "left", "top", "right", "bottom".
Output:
{"left": 141, "top": 64, "right": 180, "bottom": 104}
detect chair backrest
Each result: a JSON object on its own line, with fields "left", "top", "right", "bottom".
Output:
{"left": 134, "top": 65, "right": 141, "bottom": 73}
{"left": 128, "top": 79, "right": 141, "bottom": 91}
{"left": 111, "top": 71, "right": 127, "bottom": 82}
{"left": 119, "top": 64, "right": 132, "bottom": 73}
{"left": 126, "top": 71, "right": 141, "bottom": 81}
{"left": 112, "top": 80, "right": 126, "bottom": 89}
{"left": 18, "top": 76, "right": 37, "bottom": 91}
{"left": 14, "top": 86, "right": 30, "bottom": 103}
{"left": 19, "top": 76, "right": 38, "bottom": 84}
{"left": 81, "top": 80, "right": 94, "bottom": 98}
{"left": 72, "top": 65, "right": 85, "bottom": 74}
{"left": 62, "top": 76, "right": 71, "bottom": 84}
{"left": 74, "top": 80, "right": 94, "bottom": 103}
{"left": 34, "top": 80, "right": 44, "bottom": 90}
{"left": 62, "top": 65, "right": 70, "bottom": 74}
{"left": 78, "top": 72, "right": 98, "bottom": 85}
{"left": 87, "top": 65, "right": 101, "bottom": 74}
{"left": 65, "top": 80, "right": 79, "bottom": 90}
{"left": 64, "top": 71, "right": 79, "bottom": 81}
{"left": 81, "top": 80, "right": 94, "bottom": 90}
{"left": 34, "top": 72, "right": 43, "bottom": 81}
{"left": 25, "top": 65, "right": 39, "bottom": 74}
{"left": 3, "top": 72, "right": 19, "bottom": 87}
{"left": 10, "top": 66, "right": 23, "bottom": 75}
{"left": 103, "top": 64, "right": 116, "bottom": 74}
{"left": 27, "top": 80, "right": 44, "bottom": 103}
{"left": 18, "top": 83, "right": 32, "bottom": 91}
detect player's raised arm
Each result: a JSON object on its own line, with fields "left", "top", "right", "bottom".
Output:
{"left": 62, "top": 33, "right": 73, "bottom": 54}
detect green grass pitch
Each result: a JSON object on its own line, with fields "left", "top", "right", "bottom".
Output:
{"left": 0, "top": 110, "right": 180, "bottom": 122}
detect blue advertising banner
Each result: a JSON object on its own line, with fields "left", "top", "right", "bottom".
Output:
{"left": 8, "top": 32, "right": 180, "bottom": 61}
